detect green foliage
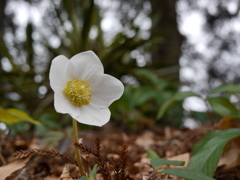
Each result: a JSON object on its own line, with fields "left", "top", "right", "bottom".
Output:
{"left": 0, "top": 108, "right": 40, "bottom": 125}
{"left": 151, "top": 158, "right": 185, "bottom": 169}
{"left": 157, "top": 91, "right": 200, "bottom": 119}
{"left": 78, "top": 164, "right": 98, "bottom": 180}
{"left": 161, "top": 168, "right": 215, "bottom": 180}
{"left": 146, "top": 149, "right": 160, "bottom": 159}
{"left": 6, "top": 122, "right": 31, "bottom": 136}
{"left": 189, "top": 111, "right": 208, "bottom": 123}
{"left": 1, "top": 0, "right": 239, "bottom": 129}
{"left": 110, "top": 68, "right": 181, "bottom": 126}
{"left": 40, "top": 127, "right": 72, "bottom": 148}
{"left": 209, "top": 83, "right": 240, "bottom": 94}
{"left": 38, "top": 110, "right": 63, "bottom": 130}
{"left": 206, "top": 84, "right": 240, "bottom": 118}
{"left": 148, "top": 155, "right": 213, "bottom": 180}
{"left": 128, "top": 86, "right": 157, "bottom": 110}
{"left": 188, "top": 128, "right": 240, "bottom": 177}
{"left": 0, "top": 0, "right": 168, "bottom": 127}
{"left": 132, "top": 69, "right": 169, "bottom": 90}
{"left": 157, "top": 83, "right": 240, "bottom": 124}
{"left": 148, "top": 129, "right": 240, "bottom": 179}
{"left": 207, "top": 97, "right": 238, "bottom": 116}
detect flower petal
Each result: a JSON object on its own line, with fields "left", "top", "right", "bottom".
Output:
{"left": 53, "top": 87, "right": 81, "bottom": 118}
{"left": 70, "top": 51, "right": 104, "bottom": 80}
{"left": 49, "top": 55, "right": 75, "bottom": 88}
{"left": 74, "top": 105, "right": 111, "bottom": 126}
{"left": 87, "top": 74, "right": 124, "bottom": 108}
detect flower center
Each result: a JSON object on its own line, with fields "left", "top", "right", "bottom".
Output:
{"left": 64, "top": 79, "right": 92, "bottom": 107}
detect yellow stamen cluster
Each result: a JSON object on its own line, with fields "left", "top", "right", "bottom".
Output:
{"left": 64, "top": 79, "right": 92, "bottom": 107}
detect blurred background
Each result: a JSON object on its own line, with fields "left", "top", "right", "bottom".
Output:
{"left": 0, "top": 0, "right": 240, "bottom": 136}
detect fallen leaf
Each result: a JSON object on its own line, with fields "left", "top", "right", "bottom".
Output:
{"left": 218, "top": 147, "right": 240, "bottom": 169}
{"left": 218, "top": 117, "right": 240, "bottom": 145}
{"left": 44, "top": 175, "right": 59, "bottom": 180}
{"left": 0, "top": 157, "right": 30, "bottom": 180}
{"left": 135, "top": 131, "right": 155, "bottom": 149}
{"left": 11, "top": 168, "right": 30, "bottom": 180}
{"left": 60, "top": 164, "right": 73, "bottom": 180}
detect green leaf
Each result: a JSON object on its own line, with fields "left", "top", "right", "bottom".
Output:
{"left": 157, "top": 91, "right": 200, "bottom": 119}
{"left": 173, "top": 91, "right": 200, "bottom": 101}
{"left": 0, "top": 108, "right": 41, "bottom": 125}
{"left": 42, "top": 131, "right": 66, "bottom": 148}
{"left": 78, "top": 177, "right": 89, "bottom": 180}
{"left": 151, "top": 158, "right": 185, "bottom": 169}
{"left": 207, "top": 96, "right": 238, "bottom": 116}
{"left": 130, "top": 86, "right": 157, "bottom": 109}
{"left": 190, "top": 111, "right": 208, "bottom": 123}
{"left": 162, "top": 168, "right": 215, "bottom": 180}
{"left": 229, "top": 111, "right": 240, "bottom": 117}
{"left": 188, "top": 129, "right": 240, "bottom": 177}
{"left": 157, "top": 99, "right": 175, "bottom": 119}
{"left": 89, "top": 164, "right": 98, "bottom": 178}
{"left": 133, "top": 68, "right": 169, "bottom": 89}
{"left": 78, "top": 164, "right": 98, "bottom": 180}
{"left": 146, "top": 149, "right": 159, "bottom": 159}
{"left": 209, "top": 83, "right": 240, "bottom": 95}
{"left": 39, "top": 113, "right": 62, "bottom": 129}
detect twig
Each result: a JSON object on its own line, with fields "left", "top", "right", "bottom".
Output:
{"left": 0, "top": 130, "right": 6, "bottom": 165}
{"left": 13, "top": 148, "right": 77, "bottom": 165}
{"left": 146, "top": 169, "right": 158, "bottom": 180}
{"left": 0, "top": 153, "right": 6, "bottom": 165}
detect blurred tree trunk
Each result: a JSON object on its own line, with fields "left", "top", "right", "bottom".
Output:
{"left": 0, "top": 0, "right": 7, "bottom": 29}
{"left": 0, "top": 0, "right": 7, "bottom": 62}
{"left": 150, "top": 0, "right": 183, "bottom": 82}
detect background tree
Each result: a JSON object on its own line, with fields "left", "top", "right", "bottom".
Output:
{"left": 150, "top": 0, "right": 183, "bottom": 82}
{"left": 179, "top": 0, "right": 240, "bottom": 92}
{"left": 1, "top": 0, "right": 179, "bottom": 125}
{"left": 1, "top": 0, "right": 239, "bottom": 128}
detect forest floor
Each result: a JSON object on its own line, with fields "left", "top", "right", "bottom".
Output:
{"left": 1, "top": 122, "right": 240, "bottom": 180}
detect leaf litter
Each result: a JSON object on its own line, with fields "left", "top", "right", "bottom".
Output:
{"left": 1, "top": 123, "right": 240, "bottom": 180}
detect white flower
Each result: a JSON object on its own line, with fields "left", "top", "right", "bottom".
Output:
{"left": 49, "top": 51, "right": 124, "bottom": 126}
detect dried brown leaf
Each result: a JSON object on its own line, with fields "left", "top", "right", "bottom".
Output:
{"left": 60, "top": 164, "right": 73, "bottom": 180}
{"left": 0, "top": 157, "right": 30, "bottom": 180}
{"left": 11, "top": 168, "right": 30, "bottom": 180}
{"left": 43, "top": 175, "right": 59, "bottom": 180}
{"left": 218, "top": 147, "right": 240, "bottom": 169}
{"left": 135, "top": 131, "right": 155, "bottom": 149}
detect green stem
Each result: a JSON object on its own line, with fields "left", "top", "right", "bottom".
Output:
{"left": 72, "top": 118, "right": 85, "bottom": 175}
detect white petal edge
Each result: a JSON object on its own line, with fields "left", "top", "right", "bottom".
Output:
{"left": 74, "top": 105, "right": 111, "bottom": 126}
{"left": 70, "top": 51, "right": 104, "bottom": 80}
{"left": 53, "top": 87, "right": 81, "bottom": 118}
{"left": 49, "top": 55, "right": 75, "bottom": 88}
{"left": 87, "top": 74, "right": 124, "bottom": 108}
